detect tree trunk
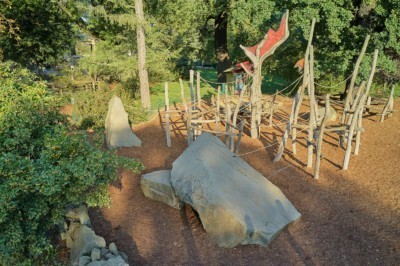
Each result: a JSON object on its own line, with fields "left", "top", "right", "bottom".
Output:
{"left": 135, "top": 0, "right": 150, "bottom": 109}
{"left": 214, "top": 11, "right": 231, "bottom": 83}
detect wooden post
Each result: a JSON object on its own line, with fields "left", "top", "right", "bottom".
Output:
{"left": 230, "top": 85, "right": 247, "bottom": 151}
{"left": 187, "top": 106, "right": 193, "bottom": 145}
{"left": 366, "top": 96, "right": 372, "bottom": 113}
{"left": 189, "top": 70, "right": 199, "bottom": 137}
{"left": 342, "top": 34, "right": 370, "bottom": 123}
{"left": 216, "top": 86, "right": 221, "bottom": 131}
{"left": 197, "top": 71, "right": 201, "bottom": 108}
{"left": 343, "top": 86, "right": 367, "bottom": 170}
{"left": 354, "top": 108, "right": 363, "bottom": 155}
{"left": 189, "top": 70, "right": 195, "bottom": 107}
{"left": 381, "top": 85, "right": 395, "bottom": 122}
{"left": 269, "top": 93, "right": 277, "bottom": 127}
{"left": 388, "top": 85, "right": 395, "bottom": 118}
{"left": 307, "top": 45, "right": 317, "bottom": 168}
{"left": 341, "top": 84, "right": 364, "bottom": 147}
{"left": 314, "top": 94, "right": 330, "bottom": 179}
{"left": 179, "top": 78, "right": 188, "bottom": 114}
{"left": 234, "top": 120, "right": 245, "bottom": 154}
{"left": 292, "top": 18, "right": 315, "bottom": 154}
{"left": 345, "top": 49, "right": 378, "bottom": 156}
{"left": 274, "top": 110, "right": 293, "bottom": 162}
{"left": 164, "top": 82, "right": 171, "bottom": 147}
{"left": 225, "top": 94, "right": 231, "bottom": 147}
{"left": 233, "top": 85, "right": 247, "bottom": 127}
{"left": 274, "top": 87, "right": 299, "bottom": 162}
{"left": 365, "top": 49, "right": 379, "bottom": 96}
{"left": 211, "top": 95, "right": 216, "bottom": 107}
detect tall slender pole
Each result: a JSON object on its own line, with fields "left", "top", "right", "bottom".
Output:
{"left": 292, "top": 18, "right": 315, "bottom": 154}
{"left": 307, "top": 45, "right": 317, "bottom": 168}
{"left": 179, "top": 78, "right": 188, "bottom": 114}
{"left": 189, "top": 70, "right": 195, "bottom": 109}
{"left": 164, "top": 82, "right": 171, "bottom": 147}
{"left": 342, "top": 34, "right": 370, "bottom": 123}
{"left": 197, "top": 71, "right": 201, "bottom": 108}
{"left": 314, "top": 94, "right": 330, "bottom": 179}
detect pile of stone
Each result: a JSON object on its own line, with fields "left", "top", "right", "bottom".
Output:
{"left": 61, "top": 206, "right": 129, "bottom": 266}
{"left": 140, "top": 133, "right": 301, "bottom": 248}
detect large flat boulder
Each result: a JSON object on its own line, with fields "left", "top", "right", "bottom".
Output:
{"left": 171, "top": 133, "right": 301, "bottom": 248}
{"left": 105, "top": 96, "right": 142, "bottom": 149}
{"left": 141, "top": 170, "right": 183, "bottom": 209}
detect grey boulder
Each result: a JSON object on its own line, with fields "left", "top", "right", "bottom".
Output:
{"left": 66, "top": 205, "right": 92, "bottom": 227}
{"left": 171, "top": 133, "right": 301, "bottom": 248}
{"left": 87, "top": 256, "right": 128, "bottom": 266}
{"left": 105, "top": 95, "right": 142, "bottom": 149}
{"left": 141, "top": 170, "right": 183, "bottom": 209}
{"left": 68, "top": 224, "right": 106, "bottom": 265}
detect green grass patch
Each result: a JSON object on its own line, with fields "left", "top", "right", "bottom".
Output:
{"left": 262, "top": 74, "right": 300, "bottom": 95}
{"left": 150, "top": 78, "right": 218, "bottom": 110}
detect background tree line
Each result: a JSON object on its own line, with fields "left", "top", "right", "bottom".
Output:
{"left": 0, "top": 0, "right": 399, "bottom": 100}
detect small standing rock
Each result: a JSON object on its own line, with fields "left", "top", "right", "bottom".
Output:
{"left": 104, "top": 253, "right": 115, "bottom": 260}
{"left": 91, "top": 248, "right": 101, "bottom": 262}
{"left": 109, "top": 243, "right": 119, "bottom": 256}
{"left": 101, "top": 248, "right": 109, "bottom": 257}
{"left": 66, "top": 206, "right": 92, "bottom": 227}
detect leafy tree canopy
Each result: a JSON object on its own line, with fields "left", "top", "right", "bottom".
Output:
{"left": 0, "top": 0, "right": 75, "bottom": 66}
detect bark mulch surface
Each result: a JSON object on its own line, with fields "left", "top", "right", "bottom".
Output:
{"left": 87, "top": 99, "right": 400, "bottom": 265}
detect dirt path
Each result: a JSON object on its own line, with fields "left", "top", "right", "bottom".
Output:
{"left": 89, "top": 99, "right": 400, "bottom": 265}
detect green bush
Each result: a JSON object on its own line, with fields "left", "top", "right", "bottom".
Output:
{"left": 71, "top": 86, "right": 147, "bottom": 130}
{"left": 0, "top": 62, "right": 143, "bottom": 265}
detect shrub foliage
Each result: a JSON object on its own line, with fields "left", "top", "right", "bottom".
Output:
{"left": 71, "top": 86, "right": 147, "bottom": 130}
{"left": 0, "top": 62, "right": 143, "bottom": 265}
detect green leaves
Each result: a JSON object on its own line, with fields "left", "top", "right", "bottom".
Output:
{"left": 0, "top": 0, "right": 75, "bottom": 66}
{"left": 71, "top": 86, "right": 147, "bottom": 130}
{"left": 0, "top": 62, "right": 143, "bottom": 264}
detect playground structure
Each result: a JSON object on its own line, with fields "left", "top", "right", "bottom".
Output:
{"left": 162, "top": 16, "right": 396, "bottom": 180}
{"left": 240, "top": 10, "right": 289, "bottom": 139}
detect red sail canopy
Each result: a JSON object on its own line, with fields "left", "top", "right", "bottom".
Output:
{"left": 234, "top": 61, "right": 253, "bottom": 74}
{"left": 294, "top": 58, "right": 305, "bottom": 71}
{"left": 242, "top": 14, "right": 288, "bottom": 58}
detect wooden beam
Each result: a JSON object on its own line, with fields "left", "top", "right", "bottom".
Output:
{"left": 189, "top": 70, "right": 195, "bottom": 107}
{"left": 197, "top": 71, "right": 201, "bottom": 108}
{"left": 187, "top": 104, "right": 193, "bottom": 145}
{"left": 269, "top": 93, "right": 277, "bottom": 127}
{"left": 343, "top": 91, "right": 367, "bottom": 170}
{"left": 342, "top": 34, "right": 370, "bottom": 121}
{"left": 225, "top": 94, "right": 231, "bottom": 148}
{"left": 179, "top": 78, "right": 188, "bottom": 114}
{"left": 314, "top": 94, "right": 330, "bottom": 179}
{"left": 307, "top": 45, "right": 317, "bottom": 168}
{"left": 292, "top": 18, "right": 315, "bottom": 154}
{"left": 381, "top": 85, "right": 395, "bottom": 122}
{"left": 235, "top": 120, "right": 245, "bottom": 154}
{"left": 164, "top": 82, "right": 171, "bottom": 147}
